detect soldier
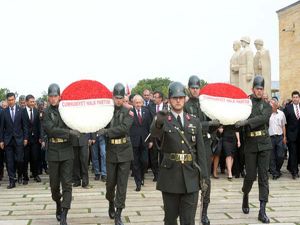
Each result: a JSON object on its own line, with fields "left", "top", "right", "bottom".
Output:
{"left": 42, "top": 83, "right": 80, "bottom": 225}
{"left": 184, "top": 75, "right": 220, "bottom": 225}
{"left": 97, "top": 83, "right": 133, "bottom": 225}
{"left": 151, "top": 81, "right": 208, "bottom": 225}
{"left": 235, "top": 76, "right": 272, "bottom": 224}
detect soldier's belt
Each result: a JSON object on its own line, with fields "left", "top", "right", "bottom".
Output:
{"left": 110, "top": 138, "right": 127, "bottom": 145}
{"left": 49, "top": 138, "right": 68, "bottom": 143}
{"left": 168, "top": 153, "right": 192, "bottom": 163}
{"left": 247, "top": 130, "right": 267, "bottom": 137}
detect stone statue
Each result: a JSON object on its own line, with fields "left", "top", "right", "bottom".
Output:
{"left": 254, "top": 39, "right": 271, "bottom": 98}
{"left": 238, "top": 36, "right": 254, "bottom": 95}
{"left": 230, "top": 41, "right": 241, "bottom": 87}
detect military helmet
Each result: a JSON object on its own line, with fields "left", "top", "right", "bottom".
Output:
{"left": 168, "top": 82, "right": 186, "bottom": 98}
{"left": 240, "top": 36, "right": 250, "bottom": 44}
{"left": 188, "top": 75, "right": 201, "bottom": 88}
{"left": 253, "top": 75, "right": 265, "bottom": 89}
{"left": 113, "top": 83, "right": 125, "bottom": 98}
{"left": 48, "top": 83, "right": 60, "bottom": 96}
{"left": 254, "top": 39, "right": 264, "bottom": 46}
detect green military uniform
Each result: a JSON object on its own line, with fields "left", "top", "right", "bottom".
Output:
{"left": 184, "top": 75, "right": 218, "bottom": 225}
{"left": 151, "top": 81, "right": 208, "bottom": 225}
{"left": 105, "top": 105, "right": 134, "bottom": 209}
{"left": 42, "top": 105, "right": 74, "bottom": 209}
{"left": 42, "top": 83, "right": 79, "bottom": 225}
{"left": 99, "top": 83, "right": 134, "bottom": 225}
{"left": 237, "top": 76, "right": 272, "bottom": 224}
{"left": 242, "top": 94, "right": 272, "bottom": 201}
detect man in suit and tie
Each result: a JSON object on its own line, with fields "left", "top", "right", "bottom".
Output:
{"left": 143, "top": 89, "right": 154, "bottom": 108}
{"left": 130, "top": 95, "right": 152, "bottom": 191}
{"left": 148, "top": 91, "right": 168, "bottom": 181}
{"left": 284, "top": 90, "right": 300, "bottom": 179}
{"left": 22, "top": 94, "right": 42, "bottom": 184}
{"left": 0, "top": 92, "right": 29, "bottom": 189}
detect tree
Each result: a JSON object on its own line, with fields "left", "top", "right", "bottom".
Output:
{"left": 199, "top": 79, "right": 208, "bottom": 89}
{"left": 131, "top": 77, "right": 172, "bottom": 98}
{"left": 0, "top": 88, "right": 11, "bottom": 101}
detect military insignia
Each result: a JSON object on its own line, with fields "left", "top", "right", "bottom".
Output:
{"left": 186, "top": 114, "right": 191, "bottom": 121}
{"left": 129, "top": 111, "right": 134, "bottom": 117}
{"left": 168, "top": 115, "right": 172, "bottom": 121}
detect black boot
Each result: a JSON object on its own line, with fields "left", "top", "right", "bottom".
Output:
{"left": 258, "top": 201, "right": 270, "bottom": 223}
{"left": 201, "top": 203, "right": 210, "bottom": 225}
{"left": 60, "top": 208, "right": 68, "bottom": 225}
{"left": 242, "top": 194, "right": 249, "bottom": 214}
{"left": 56, "top": 201, "right": 62, "bottom": 221}
{"left": 115, "top": 208, "right": 124, "bottom": 225}
{"left": 108, "top": 201, "right": 116, "bottom": 219}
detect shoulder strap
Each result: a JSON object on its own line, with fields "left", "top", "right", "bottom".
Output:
{"left": 174, "top": 127, "right": 202, "bottom": 177}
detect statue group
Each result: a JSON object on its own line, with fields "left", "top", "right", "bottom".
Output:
{"left": 230, "top": 36, "right": 271, "bottom": 97}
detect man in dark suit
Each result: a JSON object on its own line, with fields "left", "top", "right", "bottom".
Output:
{"left": 284, "top": 90, "right": 300, "bottom": 179}
{"left": 143, "top": 89, "right": 154, "bottom": 108}
{"left": 72, "top": 133, "right": 91, "bottom": 188}
{"left": 0, "top": 92, "right": 29, "bottom": 189}
{"left": 130, "top": 94, "right": 152, "bottom": 191}
{"left": 147, "top": 91, "right": 168, "bottom": 181}
{"left": 22, "top": 94, "right": 42, "bottom": 184}
{"left": 0, "top": 107, "right": 4, "bottom": 181}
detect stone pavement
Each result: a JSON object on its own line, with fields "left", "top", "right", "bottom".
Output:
{"left": 0, "top": 168, "right": 299, "bottom": 225}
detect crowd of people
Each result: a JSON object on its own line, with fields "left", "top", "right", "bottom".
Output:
{"left": 0, "top": 76, "right": 299, "bottom": 225}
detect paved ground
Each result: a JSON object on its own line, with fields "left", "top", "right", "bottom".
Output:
{"left": 0, "top": 166, "right": 299, "bottom": 225}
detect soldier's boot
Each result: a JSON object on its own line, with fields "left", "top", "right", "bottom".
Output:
{"left": 108, "top": 201, "right": 116, "bottom": 219}
{"left": 60, "top": 208, "right": 68, "bottom": 225}
{"left": 242, "top": 194, "right": 249, "bottom": 214}
{"left": 114, "top": 208, "right": 124, "bottom": 225}
{"left": 55, "top": 201, "right": 62, "bottom": 221}
{"left": 201, "top": 203, "right": 210, "bottom": 225}
{"left": 258, "top": 201, "right": 270, "bottom": 224}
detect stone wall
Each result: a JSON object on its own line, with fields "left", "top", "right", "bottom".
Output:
{"left": 277, "top": 2, "right": 300, "bottom": 102}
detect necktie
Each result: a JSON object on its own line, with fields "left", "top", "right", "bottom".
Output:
{"left": 177, "top": 115, "right": 183, "bottom": 130}
{"left": 145, "top": 101, "right": 148, "bottom": 107}
{"left": 30, "top": 108, "right": 33, "bottom": 123}
{"left": 296, "top": 105, "right": 300, "bottom": 120}
{"left": 137, "top": 109, "right": 142, "bottom": 125}
{"left": 11, "top": 107, "right": 15, "bottom": 122}
{"left": 156, "top": 105, "right": 160, "bottom": 113}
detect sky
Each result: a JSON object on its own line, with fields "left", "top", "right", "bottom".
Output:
{"left": 0, "top": 0, "right": 297, "bottom": 98}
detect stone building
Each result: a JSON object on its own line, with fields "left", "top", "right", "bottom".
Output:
{"left": 277, "top": 1, "right": 300, "bottom": 102}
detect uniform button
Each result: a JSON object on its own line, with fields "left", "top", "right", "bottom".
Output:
{"left": 181, "top": 140, "right": 184, "bottom": 144}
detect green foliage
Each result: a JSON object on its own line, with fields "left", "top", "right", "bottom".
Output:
{"left": 0, "top": 88, "right": 11, "bottom": 101}
{"left": 199, "top": 79, "right": 208, "bottom": 89}
{"left": 131, "top": 77, "right": 172, "bottom": 98}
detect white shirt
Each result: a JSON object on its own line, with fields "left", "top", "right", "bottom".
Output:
{"left": 135, "top": 108, "right": 142, "bottom": 118}
{"left": 171, "top": 110, "right": 184, "bottom": 127}
{"left": 268, "top": 109, "right": 286, "bottom": 136}
{"left": 10, "top": 105, "right": 16, "bottom": 119}
{"left": 26, "top": 106, "right": 34, "bottom": 120}
{"left": 293, "top": 104, "right": 300, "bottom": 119}
{"left": 155, "top": 102, "right": 164, "bottom": 112}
